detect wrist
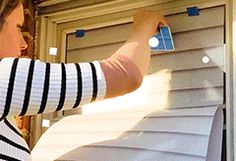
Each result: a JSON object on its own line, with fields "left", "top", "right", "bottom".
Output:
{"left": 128, "top": 32, "right": 151, "bottom": 45}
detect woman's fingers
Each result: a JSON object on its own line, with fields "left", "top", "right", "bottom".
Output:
{"left": 132, "top": 10, "right": 168, "bottom": 37}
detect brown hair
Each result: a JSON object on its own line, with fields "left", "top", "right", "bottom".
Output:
{"left": 0, "top": 0, "right": 21, "bottom": 30}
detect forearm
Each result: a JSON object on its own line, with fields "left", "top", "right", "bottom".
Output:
{"left": 99, "top": 22, "right": 155, "bottom": 98}
{"left": 114, "top": 35, "right": 151, "bottom": 76}
{"left": 100, "top": 35, "right": 150, "bottom": 98}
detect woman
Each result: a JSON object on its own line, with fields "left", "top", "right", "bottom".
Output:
{"left": 0, "top": 0, "right": 167, "bottom": 160}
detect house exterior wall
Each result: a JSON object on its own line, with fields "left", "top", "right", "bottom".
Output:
{"left": 35, "top": 0, "right": 234, "bottom": 160}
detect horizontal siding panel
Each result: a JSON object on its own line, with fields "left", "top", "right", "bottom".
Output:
{"left": 50, "top": 115, "right": 213, "bottom": 135}
{"left": 92, "top": 132, "right": 209, "bottom": 156}
{"left": 37, "top": 132, "right": 128, "bottom": 146}
{"left": 67, "top": 42, "right": 123, "bottom": 63}
{"left": 147, "top": 106, "right": 218, "bottom": 117}
{"left": 132, "top": 116, "right": 213, "bottom": 135}
{"left": 56, "top": 106, "right": 218, "bottom": 120}
{"left": 170, "top": 67, "right": 224, "bottom": 90}
{"left": 61, "top": 110, "right": 148, "bottom": 120}
{"left": 170, "top": 26, "right": 223, "bottom": 52}
{"left": 51, "top": 118, "right": 146, "bottom": 133}
{"left": 57, "top": 146, "right": 205, "bottom": 161}
{"left": 168, "top": 87, "right": 224, "bottom": 108}
{"left": 167, "top": 6, "right": 224, "bottom": 33}
{"left": 149, "top": 46, "right": 225, "bottom": 73}
{"left": 67, "top": 23, "right": 131, "bottom": 50}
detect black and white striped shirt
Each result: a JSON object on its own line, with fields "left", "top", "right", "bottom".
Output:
{"left": 0, "top": 57, "right": 106, "bottom": 161}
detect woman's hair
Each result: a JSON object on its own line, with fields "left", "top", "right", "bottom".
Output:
{"left": 0, "top": 0, "right": 21, "bottom": 30}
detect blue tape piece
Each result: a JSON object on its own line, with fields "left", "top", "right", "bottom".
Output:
{"left": 76, "top": 29, "right": 85, "bottom": 38}
{"left": 187, "top": 7, "right": 200, "bottom": 17}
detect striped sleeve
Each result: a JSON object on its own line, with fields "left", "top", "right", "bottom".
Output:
{"left": 0, "top": 58, "right": 106, "bottom": 120}
{"left": 0, "top": 119, "right": 31, "bottom": 161}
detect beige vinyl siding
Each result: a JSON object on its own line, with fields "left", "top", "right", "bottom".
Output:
{"left": 169, "top": 68, "right": 223, "bottom": 90}
{"left": 168, "top": 88, "right": 223, "bottom": 108}
{"left": 66, "top": 6, "right": 225, "bottom": 109}
{"left": 68, "top": 25, "right": 223, "bottom": 58}
{"left": 31, "top": 5, "right": 224, "bottom": 161}
{"left": 66, "top": 6, "right": 224, "bottom": 52}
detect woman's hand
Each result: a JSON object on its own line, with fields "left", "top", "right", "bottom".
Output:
{"left": 132, "top": 10, "right": 168, "bottom": 40}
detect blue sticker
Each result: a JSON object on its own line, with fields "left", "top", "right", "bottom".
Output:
{"left": 151, "top": 26, "right": 175, "bottom": 52}
{"left": 187, "top": 7, "right": 200, "bottom": 17}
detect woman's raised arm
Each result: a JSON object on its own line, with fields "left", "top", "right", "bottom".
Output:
{"left": 0, "top": 10, "right": 167, "bottom": 120}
